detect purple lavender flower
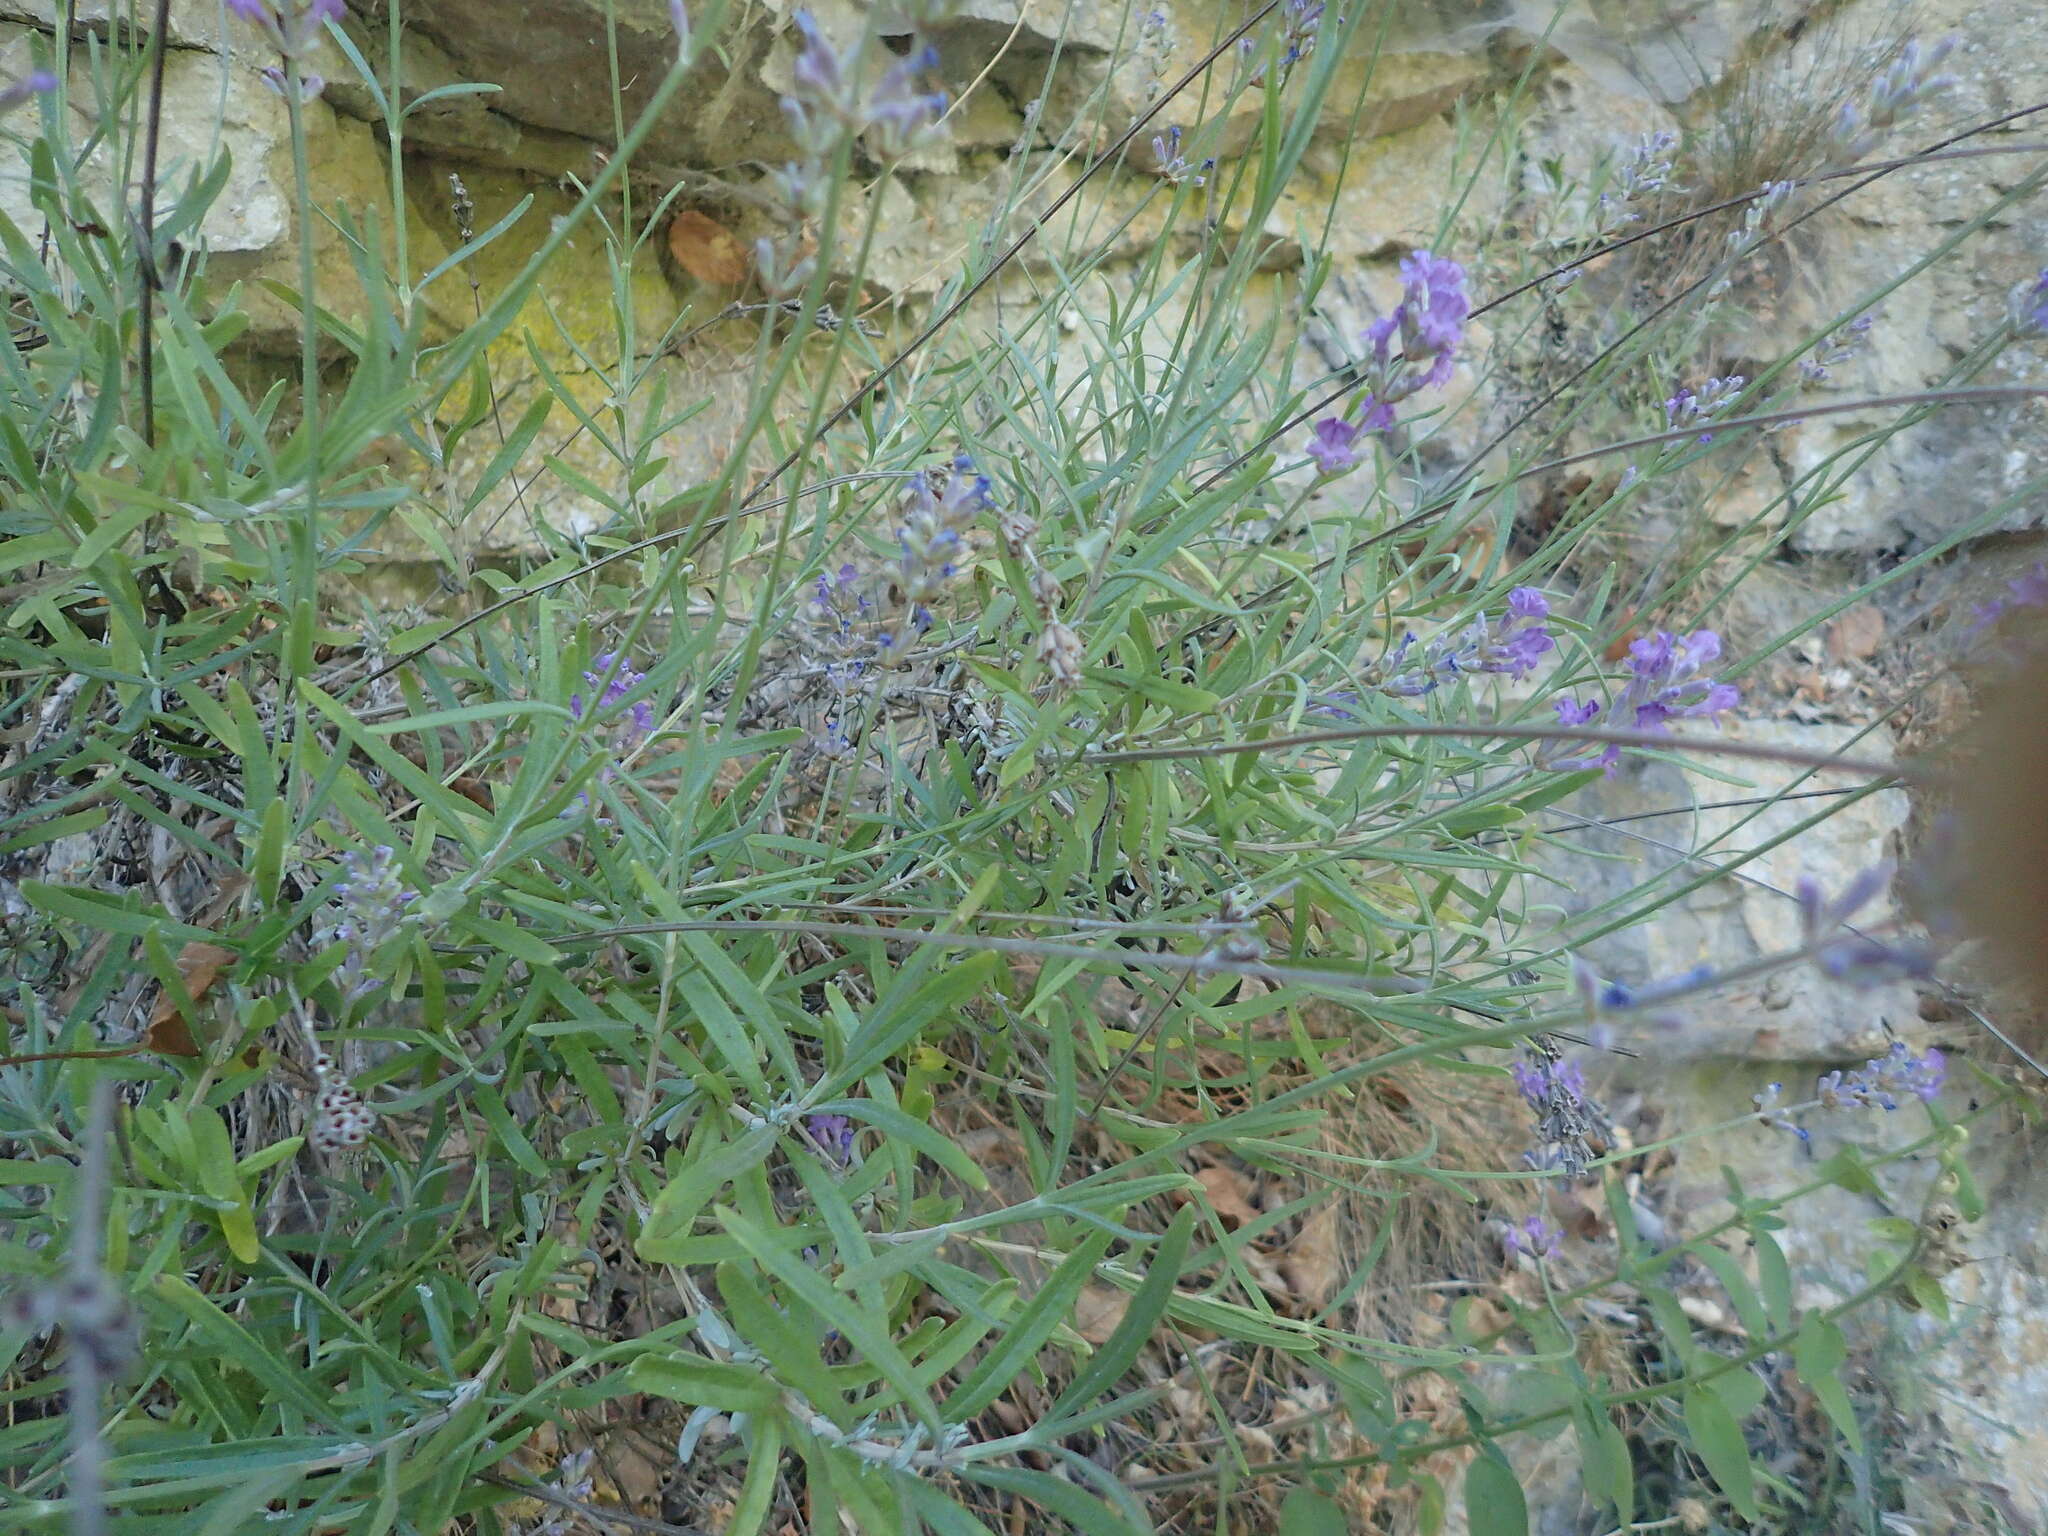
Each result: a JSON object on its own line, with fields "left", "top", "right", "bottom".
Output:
{"left": 1801, "top": 313, "right": 1876, "bottom": 383}
{"left": 1279, "top": 0, "right": 1326, "bottom": 66}
{"left": 1511, "top": 1045, "right": 1600, "bottom": 1178}
{"left": 789, "top": 11, "right": 845, "bottom": 100}
{"left": 1240, "top": 0, "right": 1325, "bottom": 79}
{"left": 892, "top": 455, "right": 990, "bottom": 609}
{"left": 1620, "top": 629, "right": 1740, "bottom": 729}
{"left": 1306, "top": 416, "right": 1364, "bottom": 477}
{"left": 806, "top": 1113, "right": 856, "bottom": 1164}
{"left": 1150, "top": 125, "right": 1212, "bottom": 187}
{"left": 1538, "top": 628, "right": 1737, "bottom": 775}
{"left": 1512, "top": 1054, "right": 1587, "bottom": 1107}
{"left": 1377, "top": 587, "right": 1554, "bottom": 697}
{"left": 1504, "top": 1214, "right": 1561, "bottom": 1261}
{"left": 223, "top": 0, "right": 344, "bottom": 58}
{"left": 1537, "top": 696, "right": 1620, "bottom": 773}
{"left": 866, "top": 44, "right": 946, "bottom": 157}
{"left": 0, "top": 69, "right": 55, "bottom": 115}
{"left": 1487, "top": 587, "right": 1556, "bottom": 675}
{"left": 571, "top": 652, "right": 656, "bottom": 738}
{"left": 2025, "top": 269, "right": 2048, "bottom": 334}
{"left": 1753, "top": 1081, "right": 1810, "bottom": 1143}
{"left": 1967, "top": 559, "right": 2048, "bottom": 636}
{"left": 806, "top": 457, "right": 997, "bottom": 672}
{"left": 1835, "top": 37, "right": 1957, "bottom": 160}
{"left": 325, "top": 846, "right": 416, "bottom": 1006}
{"left": 1367, "top": 250, "right": 1470, "bottom": 391}
{"left": 1664, "top": 376, "right": 1746, "bottom": 443}
{"left": 1816, "top": 1040, "right": 1946, "bottom": 1111}
{"left": 1794, "top": 866, "right": 1934, "bottom": 988}
{"left": 1596, "top": 129, "right": 1679, "bottom": 229}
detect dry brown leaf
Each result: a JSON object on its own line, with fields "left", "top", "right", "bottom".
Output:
{"left": 667, "top": 209, "right": 750, "bottom": 285}
{"left": 145, "top": 941, "right": 236, "bottom": 1056}
{"left": 1073, "top": 1285, "right": 1129, "bottom": 1345}
{"left": 1193, "top": 1164, "right": 1258, "bottom": 1227}
{"left": 1459, "top": 1296, "right": 1512, "bottom": 1339}
{"left": 1278, "top": 1204, "right": 1344, "bottom": 1306}
{"left": 1826, "top": 603, "right": 1886, "bottom": 662}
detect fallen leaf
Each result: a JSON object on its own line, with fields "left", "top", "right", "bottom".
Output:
{"left": 1679, "top": 1294, "right": 1740, "bottom": 1334}
{"left": 1242, "top": 1246, "right": 1289, "bottom": 1297}
{"left": 1826, "top": 603, "right": 1885, "bottom": 662}
{"left": 1194, "top": 1165, "right": 1259, "bottom": 1227}
{"left": 667, "top": 210, "right": 750, "bottom": 285}
{"left": 1073, "top": 1285, "right": 1129, "bottom": 1345}
{"left": 1278, "top": 1205, "right": 1344, "bottom": 1306}
{"left": 145, "top": 941, "right": 237, "bottom": 1056}
{"left": 1459, "top": 1296, "right": 1512, "bottom": 1339}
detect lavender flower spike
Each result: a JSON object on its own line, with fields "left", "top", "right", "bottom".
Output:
{"left": 1504, "top": 1213, "right": 1561, "bottom": 1261}
{"left": 0, "top": 69, "right": 55, "bottom": 115}
{"left": 789, "top": 10, "right": 846, "bottom": 102}
{"left": 1795, "top": 865, "right": 1934, "bottom": 988}
{"left": 1664, "top": 375, "right": 1746, "bottom": 443}
{"left": 1536, "top": 696, "right": 1619, "bottom": 773}
{"left": 325, "top": 845, "right": 417, "bottom": 1006}
{"left": 1817, "top": 1040, "right": 1946, "bottom": 1111}
{"left": 572, "top": 651, "right": 656, "bottom": 739}
{"left": 2020, "top": 268, "right": 2048, "bottom": 335}
{"left": 1619, "top": 629, "right": 1740, "bottom": 730}
{"left": 224, "top": 0, "right": 345, "bottom": 59}
{"left": 867, "top": 44, "right": 947, "bottom": 157}
{"left": 806, "top": 1112, "right": 856, "bottom": 1164}
{"left": 1376, "top": 587, "right": 1554, "bottom": 697}
{"left": 1367, "top": 250, "right": 1470, "bottom": 390}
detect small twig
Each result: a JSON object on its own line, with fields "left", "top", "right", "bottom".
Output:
{"left": 1082, "top": 719, "right": 1907, "bottom": 779}
{"left": 135, "top": 0, "right": 174, "bottom": 448}
{"left": 476, "top": 1473, "right": 712, "bottom": 1536}
{"left": 65, "top": 1079, "right": 116, "bottom": 1536}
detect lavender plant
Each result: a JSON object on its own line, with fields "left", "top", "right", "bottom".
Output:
{"left": 0, "top": 0, "right": 2038, "bottom": 1532}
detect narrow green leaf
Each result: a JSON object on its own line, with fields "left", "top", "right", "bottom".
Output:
{"left": 637, "top": 1127, "right": 777, "bottom": 1262}
{"left": 148, "top": 1274, "right": 333, "bottom": 1423}
{"left": 943, "top": 1230, "right": 1115, "bottom": 1422}
{"left": 1793, "top": 1315, "right": 1864, "bottom": 1454}
{"left": 1050, "top": 1206, "right": 1193, "bottom": 1416}
{"left": 959, "top": 1465, "right": 1149, "bottom": 1536}
{"left": 625, "top": 1352, "right": 782, "bottom": 1414}
{"left": 1683, "top": 1387, "right": 1759, "bottom": 1520}
{"left": 720, "top": 1205, "right": 945, "bottom": 1433}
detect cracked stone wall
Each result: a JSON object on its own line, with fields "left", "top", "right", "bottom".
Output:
{"left": 3, "top": 0, "right": 2045, "bottom": 1517}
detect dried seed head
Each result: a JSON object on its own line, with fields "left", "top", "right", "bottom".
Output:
{"left": 998, "top": 506, "right": 1038, "bottom": 555}
{"left": 310, "top": 1075, "right": 377, "bottom": 1152}
{"left": 448, "top": 173, "right": 475, "bottom": 243}
{"left": 1037, "top": 620, "right": 1084, "bottom": 688}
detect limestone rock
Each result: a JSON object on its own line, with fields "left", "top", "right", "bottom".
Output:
{"left": 1543, "top": 715, "right": 1919, "bottom": 1065}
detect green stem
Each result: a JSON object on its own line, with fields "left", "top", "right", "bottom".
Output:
{"left": 283, "top": 69, "right": 320, "bottom": 681}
